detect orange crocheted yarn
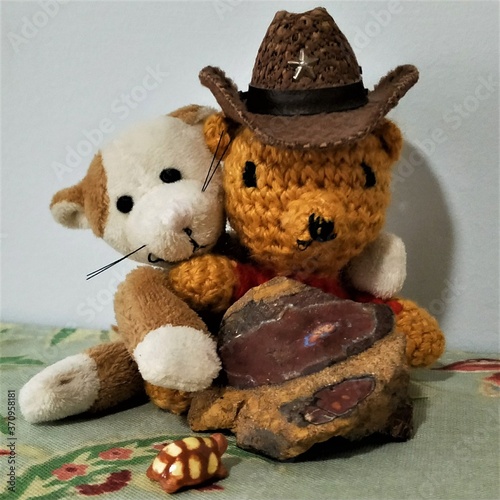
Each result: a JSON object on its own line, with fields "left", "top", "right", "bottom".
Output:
{"left": 207, "top": 114, "right": 401, "bottom": 278}
{"left": 144, "top": 383, "right": 192, "bottom": 415}
{"left": 169, "top": 254, "right": 238, "bottom": 313}
{"left": 200, "top": 113, "right": 445, "bottom": 367}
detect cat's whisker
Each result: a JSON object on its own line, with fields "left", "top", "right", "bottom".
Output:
{"left": 86, "top": 244, "right": 147, "bottom": 280}
{"left": 202, "top": 131, "right": 223, "bottom": 192}
{"left": 202, "top": 136, "right": 232, "bottom": 193}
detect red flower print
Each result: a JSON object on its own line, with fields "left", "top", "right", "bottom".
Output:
{"left": 436, "top": 358, "right": 500, "bottom": 398}
{"left": 435, "top": 358, "right": 500, "bottom": 372}
{"left": 152, "top": 442, "right": 168, "bottom": 451}
{"left": 481, "top": 372, "right": 500, "bottom": 397}
{"left": 76, "top": 470, "right": 131, "bottom": 495}
{"left": 484, "top": 372, "right": 500, "bottom": 385}
{"left": 98, "top": 447, "right": 133, "bottom": 460}
{"left": 52, "top": 463, "right": 88, "bottom": 481}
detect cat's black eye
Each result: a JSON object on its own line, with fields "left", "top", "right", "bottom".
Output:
{"left": 361, "top": 162, "right": 376, "bottom": 188}
{"left": 160, "top": 168, "right": 182, "bottom": 183}
{"left": 243, "top": 161, "right": 257, "bottom": 188}
{"left": 116, "top": 195, "right": 134, "bottom": 214}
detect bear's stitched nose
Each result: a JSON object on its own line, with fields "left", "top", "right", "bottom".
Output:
{"left": 308, "top": 214, "right": 336, "bottom": 242}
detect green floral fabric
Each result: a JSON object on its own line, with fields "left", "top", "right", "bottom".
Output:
{"left": 0, "top": 323, "right": 498, "bottom": 499}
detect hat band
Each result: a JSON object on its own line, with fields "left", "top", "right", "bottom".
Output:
{"left": 241, "top": 81, "right": 368, "bottom": 116}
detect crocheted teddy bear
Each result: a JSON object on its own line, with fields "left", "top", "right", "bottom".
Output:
{"left": 170, "top": 112, "right": 444, "bottom": 367}
{"left": 170, "top": 7, "right": 445, "bottom": 458}
{"left": 168, "top": 8, "right": 444, "bottom": 371}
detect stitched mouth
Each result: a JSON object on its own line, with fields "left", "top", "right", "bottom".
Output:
{"left": 183, "top": 228, "right": 208, "bottom": 253}
{"left": 297, "top": 239, "right": 313, "bottom": 251}
{"left": 147, "top": 229, "right": 207, "bottom": 264}
{"left": 148, "top": 253, "right": 165, "bottom": 264}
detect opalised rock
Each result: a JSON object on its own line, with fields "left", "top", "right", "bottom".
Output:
{"left": 219, "top": 278, "right": 394, "bottom": 388}
{"left": 188, "top": 278, "right": 412, "bottom": 460}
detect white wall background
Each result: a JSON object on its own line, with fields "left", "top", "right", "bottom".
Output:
{"left": 1, "top": 0, "right": 498, "bottom": 353}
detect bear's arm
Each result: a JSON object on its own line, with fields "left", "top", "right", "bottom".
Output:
{"left": 169, "top": 254, "right": 239, "bottom": 313}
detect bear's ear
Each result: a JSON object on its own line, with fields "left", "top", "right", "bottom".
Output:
{"left": 168, "top": 104, "right": 216, "bottom": 125}
{"left": 50, "top": 183, "right": 89, "bottom": 229}
{"left": 203, "top": 112, "right": 235, "bottom": 159}
{"left": 372, "top": 119, "right": 403, "bottom": 162}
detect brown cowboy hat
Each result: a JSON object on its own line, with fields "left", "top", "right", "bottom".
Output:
{"left": 200, "top": 7, "right": 419, "bottom": 149}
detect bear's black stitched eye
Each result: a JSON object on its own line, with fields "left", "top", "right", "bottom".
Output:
{"left": 160, "top": 168, "right": 182, "bottom": 183}
{"left": 361, "top": 162, "right": 376, "bottom": 188}
{"left": 116, "top": 195, "right": 134, "bottom": 214}
{"left": 243, "top": 161, "right": 257, "bottom": 188}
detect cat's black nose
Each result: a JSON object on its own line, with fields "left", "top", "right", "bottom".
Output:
{"left": 308, "top": 214, "right": 336, "bottom": 242}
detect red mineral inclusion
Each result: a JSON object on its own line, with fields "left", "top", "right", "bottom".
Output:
{"left": 303, "top": 376, "right": 376, "bottom": 424}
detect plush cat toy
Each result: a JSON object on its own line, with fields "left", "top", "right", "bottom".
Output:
{"left": 20, "top": 105, "right": 225, "bottom": 422}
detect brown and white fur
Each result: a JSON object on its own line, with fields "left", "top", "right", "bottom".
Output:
{"left": 20, "top": 105, "right": 407, "bottom": 424}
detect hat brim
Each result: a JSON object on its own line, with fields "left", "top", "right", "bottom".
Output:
{"left": 200, "top": 65, "right": 418, "bottom": 149}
